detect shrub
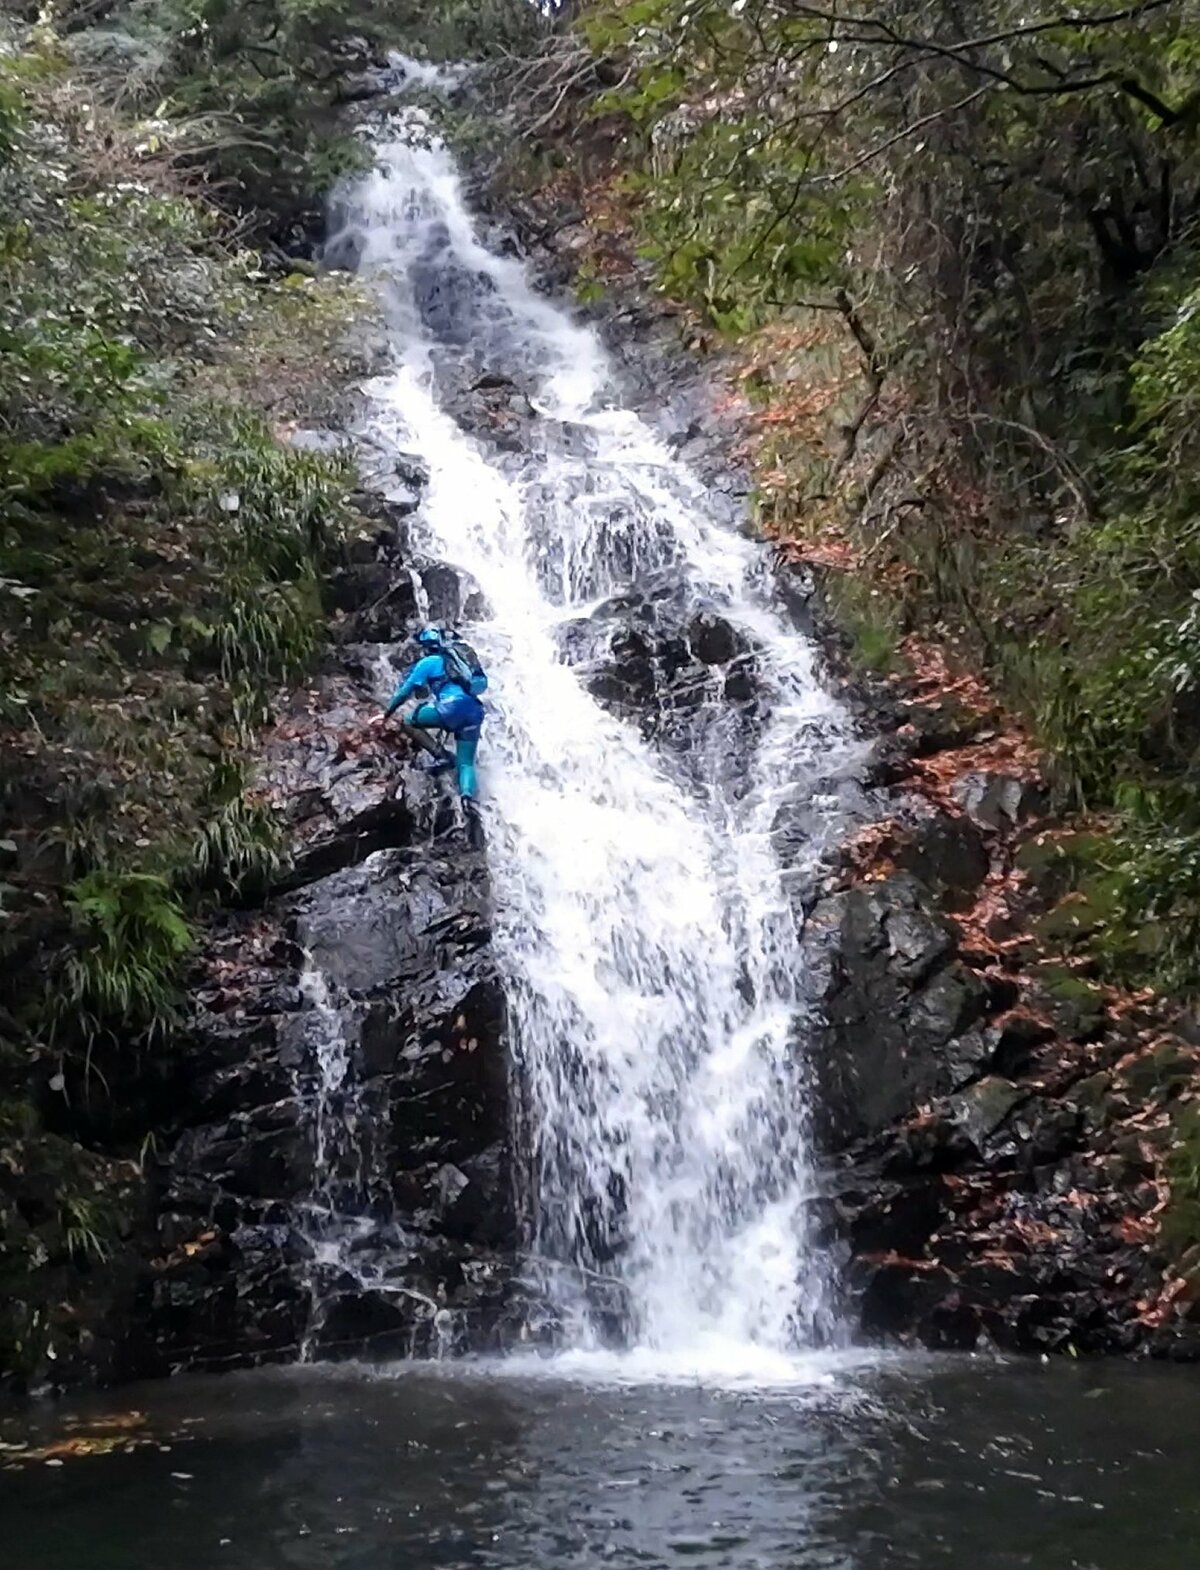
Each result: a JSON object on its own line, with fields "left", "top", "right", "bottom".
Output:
{"left": 553, "top": 0, "right": 1200, "bottom": 993}
{"left": 63, "top": 871, "right": 193, "bottom": 1039}
{"left": 0, "top": 29, "right": 353, "bottom": 1058}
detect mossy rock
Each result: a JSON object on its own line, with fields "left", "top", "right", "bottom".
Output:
{"left": 1162, "top": 1106, "right": 1200, "bottom": 1256}
{"left": 1033, "top": 889, "right": 1116, "bottom": 946}
{"left": 1163, "top": 1200, "right": 1200, "bottom": 1257}
{"left": 1071, "top": 1070, "right": 1115, "bottom": 1133}
{"left": 903, "top": 693, "right": 984, "bottom": 753}
{"left": 1030, "top": 963, "right": 1108, "bottom": 1040}
{"left": 1016, "top": 830, "right": 1114, "bottom": 892}
{"left": 1119, "top": 1040, "right": 1200, "bottom": 1103}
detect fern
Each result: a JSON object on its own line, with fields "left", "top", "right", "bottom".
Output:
{"left": 63, "top": 870, "right": 193, "bottom": 1039}
{"left": 189, "top": 780, "right": 287, "bottom": 893}
{"left": 60, "top": 1195, "right": 111, "bottom": 1263}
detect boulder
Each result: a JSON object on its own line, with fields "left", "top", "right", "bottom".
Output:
{"left": 806, "top": 874, "right": 989, "bottom": 1142}
{"left": 687, "top": 612, "right": 744, "bottom": 665}
{"left": 952, "top": 771, "right": 1048, "bottom": 833}
{"left": 893, "top": 805, "right": 990, "bottom": 912}
{"left": 946, "top": 1076, "right": 1028, "bottom": 1155}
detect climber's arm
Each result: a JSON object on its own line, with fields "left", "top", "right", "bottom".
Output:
{"left": 383, "top": 655, "right": 441, "bottom": 718}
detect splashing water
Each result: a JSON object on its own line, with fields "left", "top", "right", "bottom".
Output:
{"left": 330, "top": 107, "right": 862, "bottom": 1377}
{"left": 293, "top": 958, "right": 454, "bottom": 1360}
{"left": 293, "top": 963, "right": 369, "bottom": 1359}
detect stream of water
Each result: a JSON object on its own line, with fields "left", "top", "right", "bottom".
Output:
{"left": 315, "top": 87, "right": 862, "bottom": 1374}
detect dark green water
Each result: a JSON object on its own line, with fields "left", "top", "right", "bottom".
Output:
{"left": 2, "top": 1353, "right": 1198, "bottom": 1569}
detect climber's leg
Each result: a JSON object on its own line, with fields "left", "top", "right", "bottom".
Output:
{"left": 454, "top": 725, "right": 481, "bottom": 801}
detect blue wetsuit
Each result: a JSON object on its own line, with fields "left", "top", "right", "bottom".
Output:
{"left": 385, "top": 652, "right": 485, "bottom": 800}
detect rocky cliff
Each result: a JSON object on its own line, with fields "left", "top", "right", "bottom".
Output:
{"left": 503, "top": 174, "right": 1200, "bottom": 1362}
{"left": 6, "top": 28, "right": 1200, "bottom": 1395}
{"left": 805, "top": 664, "right": 1200, "bottom": 1360}
{"left": 142, "top": 518, "right": 519, "bottom": 1372}
{"left": 135, "top": 160, "right": 865, "bottom": 1380}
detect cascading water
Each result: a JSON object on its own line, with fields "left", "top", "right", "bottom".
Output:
{"left": 292, "top": 951, "right": 456, "bottom": 1360}
{"left": 330, "top": 92, "right": 862, "bottom": 1375}
{"left": 292, "top": 962, "right": 371, "bottom": 1358}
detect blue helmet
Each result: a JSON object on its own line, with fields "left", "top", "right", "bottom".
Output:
{"left": 414, "top": 625, "right": 445, "bottom": 650}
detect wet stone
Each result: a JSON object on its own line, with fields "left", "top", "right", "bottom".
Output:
{"left": 952, "top": 771, "right": 1048, "bottom": 832}
{"left": 948, "top": 1077, "right": 1029, "bottom": 1153}
{"left": 688, "top": 612, "right": 742, "bottom": 665}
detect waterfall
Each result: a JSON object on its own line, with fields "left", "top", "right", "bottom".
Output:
{"left": 292, "top": 962, "right": 367, "bottom": 1359}
{"left": 330, "top": 101, "right": 861, "bottom": 1375}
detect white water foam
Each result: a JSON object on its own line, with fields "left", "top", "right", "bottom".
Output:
{"left": 386, "top": 51, "right": 468, "bottom": 95}
{"left": 332, "top": 107, "right": 863, "bottom": 1381}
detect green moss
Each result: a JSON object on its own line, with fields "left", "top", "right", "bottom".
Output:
{"left": 1036, "top": 965, "right": 1101, "bottom": 1004}
{"left": 0, "top": 37, "right": 355, "bottom": 1059}
{"left": 0, "top": 1099, "right": 39, "bottom": 1141}
{"left": 1162, "top": 1106, "right": 1200, "bottom": 1257}
{"left": 1016, "top": 832, "right": 1114, "bottom": 894}
{"left": 1033, "top": 879, "right": 1121, "bottom": 945}
{"left": 1119, "top": 1042, "right": 1199, "bottom": 1105}
{"left": 1032, "top": 964, "right": 1108, "bottom": 1039}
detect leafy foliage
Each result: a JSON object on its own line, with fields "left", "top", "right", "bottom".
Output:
{"left": 0, "top": 26, "right": 359, "bottom": 1062}
{"left": 555, "top": 0, "right": 1200, "bottom": 992}
{"left": 69, "top": 0, "right": 546, "bottom": 233}
{"left": 185, "top": 759, "right": 286, "bottom": 894}
{"left": 64, "top": 871, "right": 193, "bottom": 1038}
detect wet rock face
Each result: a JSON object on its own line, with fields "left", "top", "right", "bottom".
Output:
{"left": 367, "top": 166, "right": 1200, "bottom": 1367}
{"left": 137, "top": 168, "right": 1200, "bottom": 1383}
{"left": 128, "top": 179, "right": 803, "bottom": 1382}
{"left": 131, "top": 492, "right": 526, "bottom": 1376}
{"left": 798, "top": 624, "right": 1199, "bottom": 1358}
{"left": 805, "top": 874, "right": 988, "bottom": 1144}
{"left": 144, "top": 796, "right": 520, "bottom": 1374}
{"left": 552, "top": 576, "right": 768, "bottom": 791}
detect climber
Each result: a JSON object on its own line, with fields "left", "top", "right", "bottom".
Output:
{"left": 374, "top": 625, "right": 487, "bottom": 809}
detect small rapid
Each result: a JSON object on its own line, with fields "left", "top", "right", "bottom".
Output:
{"left": 326, "top": 97, "right": 862, "bottom": 1375}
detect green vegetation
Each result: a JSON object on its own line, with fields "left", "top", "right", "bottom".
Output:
{"left": 822, "top": 576, "right": 906, "bottom": 678}
{"left": 54, "top": 0, "right": 548, "bottom": 232}
{"left": 60, "top": 1193, "right": 114, "bottom": 1263}
{"left": 63, "top": 872, "right": 194, "bottom": 1040}
{"left": 519, "top": 0, "right": 1200, "bottom": 994}
{"left": 0, "top": 7, "right": 373, "bottom": 1385}
{"left": 0, "top": 28, "right": 362, "bottom": 1061}
{"left": 1163, "top": 1104, "right": 1200, "bottom": 1255}
{"left": 0, "top": 0, "right": 544, "bottom": 1391}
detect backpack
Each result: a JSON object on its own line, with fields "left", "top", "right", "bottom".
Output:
{"left": 442, "top": 635, "right": 488, "bottom": 696}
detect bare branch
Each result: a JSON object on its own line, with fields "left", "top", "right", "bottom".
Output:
{"left": 819, "top": 85, "right": 992, "bottom": 182}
